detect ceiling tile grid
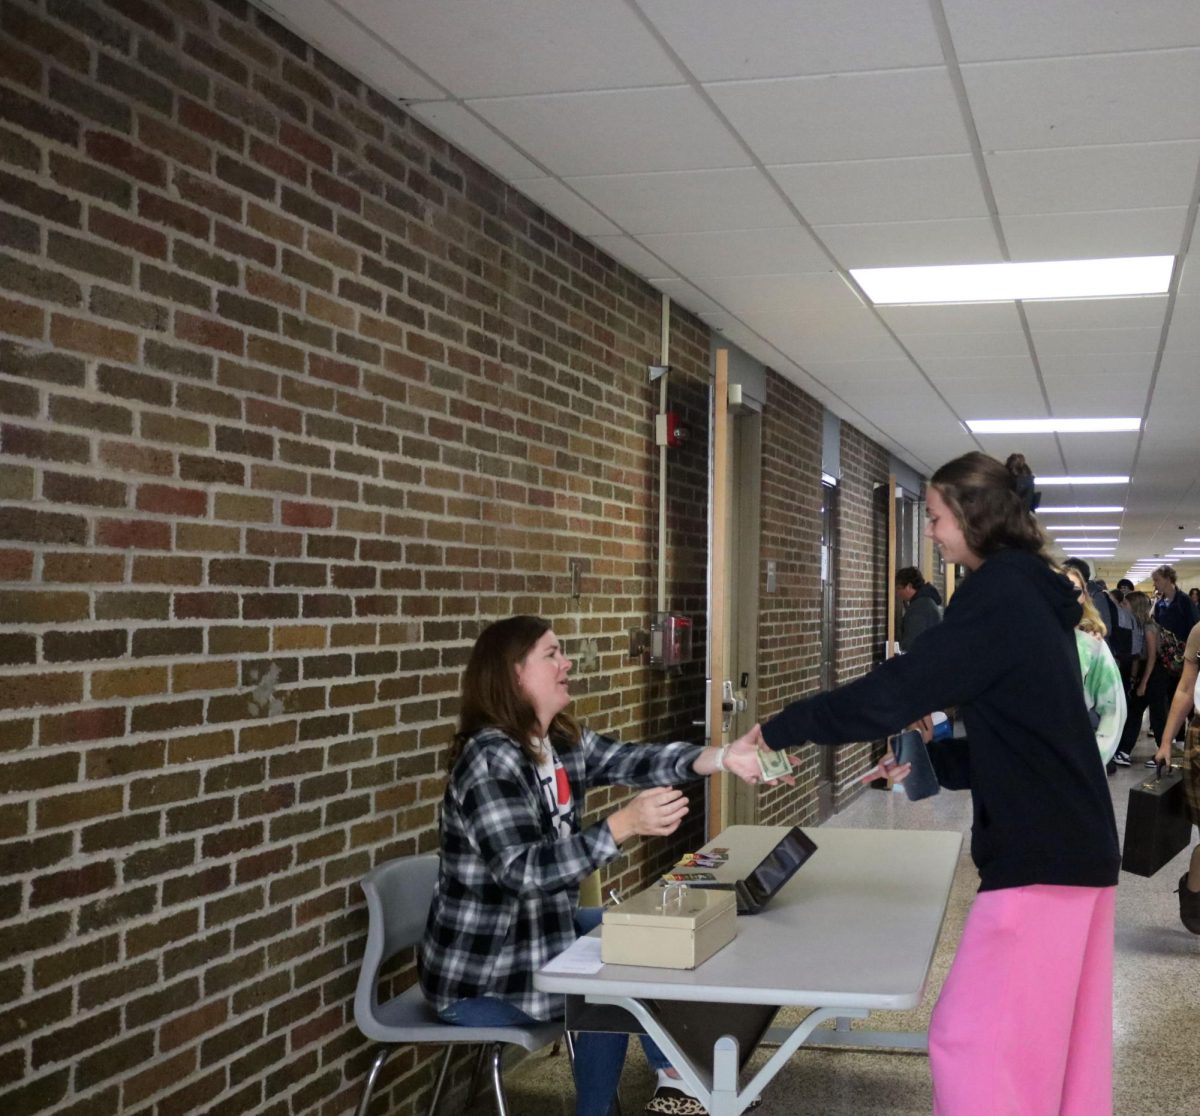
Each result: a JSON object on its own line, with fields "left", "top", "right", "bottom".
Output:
{"left": 255, "top": 0, "right": 1200, "bottom": 577}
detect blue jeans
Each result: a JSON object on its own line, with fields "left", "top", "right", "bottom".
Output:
{"left": 438, "top": 908, "right": 669, "bottom": 1116}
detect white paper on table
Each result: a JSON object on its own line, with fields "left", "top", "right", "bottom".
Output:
{"left": 542, "top": 934, "right": 603, "bottom": 975}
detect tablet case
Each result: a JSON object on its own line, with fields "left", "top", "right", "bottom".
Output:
{"left": 893, "top": 729, "right": 940, "bottom": 801}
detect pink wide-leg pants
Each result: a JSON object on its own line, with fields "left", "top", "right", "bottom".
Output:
{"left": 929, "top": 883, "right": 1116, "bottom": 1116}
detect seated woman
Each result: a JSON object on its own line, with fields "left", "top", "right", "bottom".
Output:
{"left": 418, "top": 615, "right": 767, "bottom": 1116}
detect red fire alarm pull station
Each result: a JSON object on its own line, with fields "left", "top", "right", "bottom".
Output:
{"left": 654, "top": 411, "right": 686, "bottom": 448}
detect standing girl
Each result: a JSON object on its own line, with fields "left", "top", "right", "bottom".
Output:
{"left": 759, "top": 452, "right": 1119, "bottom": 1116}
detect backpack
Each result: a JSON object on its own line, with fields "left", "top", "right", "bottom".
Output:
{"left": 1157, "top": 625, "right": 1186, "bottom": 675}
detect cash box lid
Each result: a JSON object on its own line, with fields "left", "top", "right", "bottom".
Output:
{"left": 603, "top": 884, "right": 735, "bottom": 930}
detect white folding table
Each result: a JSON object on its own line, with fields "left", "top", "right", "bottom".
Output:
{"left": 535, "top": 825, "right": 962, "bottom": 1116}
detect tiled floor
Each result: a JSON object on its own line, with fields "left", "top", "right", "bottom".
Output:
{"left": 470, "top": 736, "right": 1200, "bottom": 1116}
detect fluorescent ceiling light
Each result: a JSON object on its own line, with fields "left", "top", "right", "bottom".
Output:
{"left": 1052, "top": 538, "right": 1118, "bottom": 544}
{"left": 1037, "top": 476, "right": 1129, "bottom": 486}
{"left": 966, "top": 418, "right": 1140, "bottom": 434}
{"left": 852, "top": 255, "right": 1173, "bottom": 305}
{"left": 1049, "top": 525, "right": 1120, "bottom": 531}
{"left": 1037, "top": 506, "right": 1124, "bottom": 514}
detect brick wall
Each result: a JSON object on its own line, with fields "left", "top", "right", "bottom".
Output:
{"left": 752, "top": 375, "right": 892, "bottom": 825}
{"left": 754, "top": 370, "right": 822, "bottom": 825}
{"left": 830, "top": 422, "right": 892, "bottom": 796}
{"left": 0, "top": 2, "right": 714, "bottom": 1113}
{"left": 0, "top": 0, "right": 908, "bottom": 1112}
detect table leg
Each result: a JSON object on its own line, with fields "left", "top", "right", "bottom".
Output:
{"left": 585, "top": 996, "right": 868, "bottom": 1116}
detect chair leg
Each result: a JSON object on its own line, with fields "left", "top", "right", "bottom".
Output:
{"left": 466, "top": 1043, "right": 488, "bottom": 1104}
{"left": 427, "top": 1046, "right": 455, "bottom": 1116}
{"left": 356, "top": 1046, "right": 394, "bottom": 1116}
{"left": 488, "top": 1043, "right": 510, "bottom": 1116}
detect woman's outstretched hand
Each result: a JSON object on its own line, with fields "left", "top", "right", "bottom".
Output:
{"left": 608, "top": 786, "right": 689, "bottom": 844}
{"left": 722, "top": 724, "right": 800, "bottom": 786}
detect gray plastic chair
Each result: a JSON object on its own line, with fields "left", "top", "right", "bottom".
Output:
{"left": 353, "top": 854, "right": 564, "bottom": 1116}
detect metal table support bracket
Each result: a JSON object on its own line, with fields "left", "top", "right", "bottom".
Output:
{"left": 587, "top": 995, "right": 869, "bottom": 1116}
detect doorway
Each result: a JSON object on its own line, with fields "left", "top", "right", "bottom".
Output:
{"left": 816, "top": 477, "right": 838, "bottom": 822}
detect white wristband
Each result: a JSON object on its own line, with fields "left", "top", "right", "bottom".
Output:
{"left": 713, "top": 744, "right": 729, "bottom": 772}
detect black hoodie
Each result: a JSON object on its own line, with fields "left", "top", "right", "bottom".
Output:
{"left": 763, "top": 548, "right": 1119, "bottom": 891}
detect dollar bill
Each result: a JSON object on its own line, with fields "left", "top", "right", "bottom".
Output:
{"left": 756, "top": 748, "right": 793, "bottom": 780}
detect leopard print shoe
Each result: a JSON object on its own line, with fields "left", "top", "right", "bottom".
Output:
{"left": 644, "top": 1086, "right": 762, "bottom": 1115}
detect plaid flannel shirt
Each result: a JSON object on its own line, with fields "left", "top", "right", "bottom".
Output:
{"left": 418, "top": 726, "right": 703, "bottom": 1021}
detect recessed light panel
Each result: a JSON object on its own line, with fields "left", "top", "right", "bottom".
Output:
{"left": 1037, "top": 506, "right": 1124, "bottom": 514}
{"left": 966, "top": 418, "right": 1140, "bottom": 434}
{"left": 851, "top": 256, "right": 1173, "bottom": 305}
{"left": 1037, "top": 476, "right": 1129, "bottom": 486}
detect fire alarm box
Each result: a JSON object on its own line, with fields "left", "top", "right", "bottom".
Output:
{"left": 649, "top": 612, "right": 691, "bottom": 670}
{"left": 654, "top": 411, "right": 686, "bottom": 448}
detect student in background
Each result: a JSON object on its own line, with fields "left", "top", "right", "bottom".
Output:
{"left": 1151, "top": 623, "right": 1200, "bottom": 933}
{"left": 1063, "top": 565, "right": 1126, "bottom": 771}
{"left": 895, "top": 566, "right": 943, "bottom": 652}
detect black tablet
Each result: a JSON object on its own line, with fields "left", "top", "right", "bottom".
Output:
{"left": 735, "top": 826, "right": 818, "bottom": 915}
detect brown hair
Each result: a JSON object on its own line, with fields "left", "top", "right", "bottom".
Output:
{"left": 930, "top": 451, "right": 1050, "bottom": 564}
{"left": 448, "top": 615, "right": 579, "bottom": 769}
{"left": 1153, "top": 564, "right": 1178, "bottom": 585}
{"left": 1063, "top": 567, "right": 1106, "bottom": 638}
{"left": 1125, "top": 590, "right": 1153, "bottom": 627}
{"left": 895, "top": 566, "right": 925, "bottom": 590}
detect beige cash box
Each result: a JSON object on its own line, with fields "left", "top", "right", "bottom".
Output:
{"left": 601, "top": 884, "right": 737, "bottom": 969}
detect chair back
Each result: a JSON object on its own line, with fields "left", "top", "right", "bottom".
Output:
{"left": 355, "top": 854, "right": 440, "bottom": 1029}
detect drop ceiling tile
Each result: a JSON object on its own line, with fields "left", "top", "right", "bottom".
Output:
{"left": 1044, "top": 379, "right": 1149, "bottom": 415}
{"left": 962, "top": 50, "right": 1200, "bottom": 151}
{"left": 650, "top": 278, "right": 725, "bottom": 317}
{"left": 1030, "top": 327, "right": 1161, "bottom": 355}
{"left": 707, "top": 69, "right": 972, "bottom": 164}
{"left": 640, "top": 0, "right": 944, "bottom": 80}
{"left": 1035, "top": 352, "right": 1157, "bottom": 381}
{"left": 406, "top": 103, "right": 544, "bottom": 180}
{"left": 1048, "top": 433, "right": 1140, "bottom": 470}
{"left": 513, "top": 179, "right": 620, "bottom": 236}
{"left": 938, "top": 383, "right": 1040, "bottom": 413}
{"left": 904, "top": 331, "right": 1031, "bottom": 361}
{"left": 638, "top": 226, "right": 830, "bottom": 277}
{"left": 342, "top": 0, "right": 677, "bottom": 97}
{"left": 754, "top": 309, "right": 906, "bottom": 362}
{"left": 1001, "top": 208, "right": 1189, "bottom": 260}
{"left": 472, "top": 86, "right": 749, "bottom": 176}
{"left": 880, "top": 303, "right": 1024, "bottom": 334}
{"left": 770, "top": 155, "right": 989, "bottom": 225}
{"left": 942, "top": 0, "right": 1200, "bottom": 62}
{"left": 920, "top": 354, "right": 1040, "bottom": 386}
{"left": 699, "top": 273, "right": 864, "bottom": 317}
{"left": 802, "top": 358, "right": 919, "bottom": 384}
{"left": 1164, "top": 294, "right": 1200, "bottom": 351}
{"left": 589, "top": 235, "right": 675, "bottom": 280}
{"left": 567, "top": 168, "right": 795, "bottom": 233}
{"left": 1023, "top": 296, "right": 1169, "bottom": 331}
{"left": 261, "top": 0, "right": 443, "bottom": 99}
{"left": 815, "top": 217, "right": 1004, "bottom": 269}
{"left": 985, "top": 143, "right": 1200, "bottom": 215}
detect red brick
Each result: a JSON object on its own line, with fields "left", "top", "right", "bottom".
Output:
{"left": 135, "top": 484, "right": 207, "bottom": 516}
{"left": 88, "top": 208, "right": 168, "bottom": 260}
{"left": 39, "top": 707, "right": 127, "bottom": 746}
{"left": 281, "top": 501, "right": 332, "bottom": 529}
{"left": 95, "top": 518, "right": 172, "bottom": 550}
{"left": 84, "top": 131, "right": 166, "bottom": 187}
{"left": 175, "top": 311, "right": 244, "bottom": 355}
{"left": 0, "top": 294, "right": 43, "bottom": 339}
{"left": 49, "top": 314, "right": 138, "bottom": 362}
